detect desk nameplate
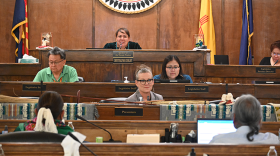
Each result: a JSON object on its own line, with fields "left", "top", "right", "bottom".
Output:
{"left": 115, "top": 107, "right": 143, "bottom": 116}
{"left": 256, "top": 67, "right": 276, "bottom": 73}
{"left": 185, "top": 86, "right": 209, "bottom": 93}
{"left": 115, "top": 85, "right": 137, "bottom": 93}
{"left": 113, "top": 51, "right": 134, "bottom": 64}
{"left": 22, "top": 84, "right": 46, "bottom": 91}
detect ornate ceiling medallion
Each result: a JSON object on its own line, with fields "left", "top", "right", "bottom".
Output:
{"left": 99, "top": 0, "right": 161, "bottom": 14}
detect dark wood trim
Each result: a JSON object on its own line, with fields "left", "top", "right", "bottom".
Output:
{"left": 0, "top": 64, "right": 41, "bottom": 76}
{"left": 1, "top": 143, "right": 280, "bottom": 156}
{"left": 205, "top": 65, "right": 280, "bottom": 78}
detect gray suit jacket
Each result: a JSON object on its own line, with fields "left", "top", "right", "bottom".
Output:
{"left": 126, "top": 89, "right": 163, "bottom": 102}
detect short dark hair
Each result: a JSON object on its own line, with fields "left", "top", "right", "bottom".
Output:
{"left": 270, "top": 40, "right": 280, "bottom": 52}
{"left": 160, "top": 55, "right": 184, "bottom": 80}
{"left": 115, "top": 28, "right": 130, "bottom": 38}
{"left": 37, "top": 91, "right": 64, "bottom": 119}
{"left": 48, "top": 47, "right": 66, "bottom": 60}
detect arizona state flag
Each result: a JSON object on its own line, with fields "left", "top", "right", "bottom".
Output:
{"left": 239, "top": 0, "right": 253, "bottom": 65}
{"left": 199, "top": 0, "right": 216, "bottom": 64}
{"left": 11, "top": 0, "right": 29, "bottom": 63}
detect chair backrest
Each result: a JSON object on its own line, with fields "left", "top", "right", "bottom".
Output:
{"left": 78, "top": 77, "right": 85, "bottom": 82}
{"left": 0, "top": 131, "right": 66, "bottom": 142}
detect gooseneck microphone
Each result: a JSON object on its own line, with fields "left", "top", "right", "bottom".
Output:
{"left": 67, "top": 132, "right": 98, "bottom": 156}
{"left": 273, "top": 60, "right": 279, "bottom": 66}
{"left": 75, "top": 115, "right": 121, "bottom": 142}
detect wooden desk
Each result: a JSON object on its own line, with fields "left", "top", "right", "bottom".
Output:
{"left": 1, "top": 120, "right": 279, "bottom": 143}
{"left": 96, "top": 104, "right": 160, "bottom": 120}
{"left": 0, "top": 81, "right": 279, "bottom": 104}
{"left": 205, "top": 65, "right": 280, "bottom": 83}
{"left": 2, "top": 52, "right": 280, "bottom": 84}
{"left": 1, "top": 143, "right": 280, "bottom": 156}
{"left": 30, "top": 49, "right": 208, "bottom": 83}
{"left": 0, "top": 63, "right": 40, "bottom": 81}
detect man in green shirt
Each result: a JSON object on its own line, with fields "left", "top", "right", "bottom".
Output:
{"left": 33, "top": 47, "right": 78, "bottom": 82}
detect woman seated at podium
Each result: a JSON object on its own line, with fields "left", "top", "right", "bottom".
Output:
{"left": 153, "top": 55, "right": 193, "bottom": 83}
{"left": 259, "top": 40, "right": 280, "bottom": 66}
{"left": 126, "top": 64, "right": 163, "bottom": 102}
{"left": 103, "top": 28, "right": 142, "bottom": 49}
{"left": 14, "top": 91, "right": 74, "bottom": 135}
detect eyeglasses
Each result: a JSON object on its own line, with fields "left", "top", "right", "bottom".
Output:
{"left": 137, "top": 79, "right": 154, "bottom": 85}
{"left": 272, "top": 52, "right": 280, "bottom": 57}
{"left": 166, "top": 66, "right": 180, "bottom": 70}
{"left": 49, "top": 59, "right": 64, "bottom": 65}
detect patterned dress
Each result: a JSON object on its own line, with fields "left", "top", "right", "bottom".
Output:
{"left": 14, "top": 117, "right": 74, "bottom": 135}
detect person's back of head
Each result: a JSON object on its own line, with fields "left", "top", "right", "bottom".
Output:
{"left": 34, "top": 91, "right": 64, "bottom": 133}
{"left": 37, "top": 91, "right": 64, "bottom": 120}
{"left": 233, "top": 94, "right": 262, "bottom": 141}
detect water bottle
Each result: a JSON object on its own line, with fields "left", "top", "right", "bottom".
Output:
{"left": 0, "top": 144, "right": 5, "bottom": 156}
{"left": 267, "top": 146, "right": 277, "bottom": 156}
{"left": 68, "top": 122, "right": 75, "bottom": 131}
{"left": 2, "top": 125, "right": 8, "bottom": 134}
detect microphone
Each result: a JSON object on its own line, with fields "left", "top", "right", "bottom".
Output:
{"left": 67, "top": 132, "right": 98, "bottom": 156}
{"left": 75, "top": 115, "right": 121, "bottom": 142}
{"left": 273, "top": 60, "right": 278, "bottom": 66}
{"left": 119, "top": 43, "right": 122, "bottom": 49}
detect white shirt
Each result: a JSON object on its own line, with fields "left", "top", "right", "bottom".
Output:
{"left": 210, "top": 126, "right": 280, "bottom": 144}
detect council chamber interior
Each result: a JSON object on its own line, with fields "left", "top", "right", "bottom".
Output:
{"left": 1, "top": 0, "right": 280, "bottom": 155}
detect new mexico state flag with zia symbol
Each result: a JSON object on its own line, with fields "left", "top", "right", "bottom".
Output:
{"left": 199, "top": 0, "right": 216, "bottom": 64}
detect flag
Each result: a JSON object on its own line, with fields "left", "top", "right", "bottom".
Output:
{"left": 239, "top": 0, "right": 253, "bottom": 65}
{"left": 199, "top": 0, "right": 216, "bottom": 64}
{"left": 11, "top": 0, "right": 29, "bottom": 63}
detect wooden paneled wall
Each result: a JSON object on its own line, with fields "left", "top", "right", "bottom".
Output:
{"left": 1, "top": 0, "right": 280, "bottom": 64}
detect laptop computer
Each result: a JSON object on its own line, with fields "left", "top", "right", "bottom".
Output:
{"left": 197, "top": 118, "right": 236, "bottom": 144}
{"left": 154, "top": 79, "right": 190, "bottom": 83}
{"left": 214, "top": 55, "right": 229, "bottom": 65}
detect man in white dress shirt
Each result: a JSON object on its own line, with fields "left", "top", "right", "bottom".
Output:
{"left": 210, "top": 94, "right": 279, "bottom": 144}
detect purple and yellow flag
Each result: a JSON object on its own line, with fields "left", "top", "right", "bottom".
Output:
{"left": 239, "top": 0, "right": 253, "bottom": 65}
{"left": 11, "top": 0, "right": 28, "bottom": 62}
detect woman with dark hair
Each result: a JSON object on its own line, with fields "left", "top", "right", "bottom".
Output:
{"left": 259, "top": 40, "right": 280, "bottom": 66}
{"left": 210, "top": 94, "right": 279, "bottom": 144}
{"left": 103, "top": 28, "right": 142, "bottom": 49}
{"left": 14, "top": 91, "right": 74, "bottom": 135}
{"left": 153, "top": 55, "right": 193, "bottom": 83}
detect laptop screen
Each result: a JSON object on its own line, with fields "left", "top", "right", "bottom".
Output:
{"left": 197, "top": 119, "right": 236, "bottom": 144}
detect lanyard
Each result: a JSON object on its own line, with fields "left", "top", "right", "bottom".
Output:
{"left": 53, "top": 77, "right": 62, "bottom": 82}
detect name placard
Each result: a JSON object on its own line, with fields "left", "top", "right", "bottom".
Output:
{"left": 115, "top": 107, "right": 143, "bottom": 116}
{"left": 22, "top": 84, "right": 46, "bottom": 91}
{"left": 115, "top": 85, "right": 137, "bottom": 92}
{"left": 113, "top": 51, "right": 134, "bottom": 64}
{"left": 256, "top": 67, "right": 276, "bottom": 73}
{"left": 185, "top": 86, "right": 209, "bottom": 93}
